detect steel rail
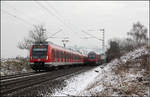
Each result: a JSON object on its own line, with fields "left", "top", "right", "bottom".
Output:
{"left": 0, "top": 66, "right": 93, "bottom": 96}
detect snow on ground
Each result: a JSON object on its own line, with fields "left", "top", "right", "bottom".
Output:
{"left": 0, "top": 58, "right": 32, "bottom": 76}
{"left": 51, "top": 47, "right": 149, "bottom": 96}
{"left": 51, "top": 67, "right": 102, "bottom": 96}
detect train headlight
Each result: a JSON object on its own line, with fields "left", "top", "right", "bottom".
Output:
{"left": 46, "top": 56, "right": 48, "bottom": 60}
{"left": 31, "top": 56, "right": 32, "bottom": 60}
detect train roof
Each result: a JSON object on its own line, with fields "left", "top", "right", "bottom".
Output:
{"left": 33, "top": 41, "right": 86, "bottom": 56}
{"left": 88, "top": 51, "right": 96, "bottom": 54}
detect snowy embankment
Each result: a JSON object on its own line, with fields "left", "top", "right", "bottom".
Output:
{"left": 0, "top": 58, "right": 32, "bottom": 76}
{"left": 51, "top": 47, "right": 150, "bottom": 96}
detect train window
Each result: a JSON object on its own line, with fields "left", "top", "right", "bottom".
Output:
{"left": 67, "top": 53, "right": 69, "bottom": 59}
{"left": 61, "top": 52, "right": 62, "bottom": 58}
{"left": 72, "top": 55, "right": 74, "bottom": 60}
{"left": 52, "top": 49, "right": 54, "bottom": 57}
{"left": 59, "top": 51, "right": 60, "bottom": 59}
{"left": 73, "top": 55, "right": 74, "bottom": 60}
{"left": 69, "top": 53, "right": 70, "bottom": 59}
{"left": 55, "top": 50, "right": 57, "bottom": 58}
{"left": 57, "top": 51, "right": 59, "bottom": 58}
{"left": 59, "top": 51, "right": 61, "bottom": 58}
{"left": 60, "top": 51, "right": 62, "bottom": 58}
{"left": 54, "top": 50, "right": 56, "bottom": 59}
{"left": 56, "top": 50, "right": 59, "bottom": 58}
{"left": 69, "top": 54, "right": 70, "bottom": 59}
{"left": 66, "top": 52, "right": 67, "bottom": 59}
{"left": 61, "top": 52, "right": 63, "bottom": 59}
{"left": 64, "top": 52, "right": 66, "bottom": 59}
{"left": 71, "top": 54, "right": 72, "bottom": 60}
{"left": 63, "top": 52, "right": 65, "bottom": 59}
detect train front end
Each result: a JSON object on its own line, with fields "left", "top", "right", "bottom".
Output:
{"left": 29, "top": 42, "right": 50, "bottom": 71}
{"left": 87, "top": 52, "right": 97, "bottom": 65}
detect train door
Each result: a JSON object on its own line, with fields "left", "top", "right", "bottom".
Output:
{"left": 61, "top": 51, "right": 63, "bottom": 62}
{"left": 64, "top": 52, "right": 66, "bottom": 63}
{"left": 59, "top": 51, "right": 61, "bottom": 62}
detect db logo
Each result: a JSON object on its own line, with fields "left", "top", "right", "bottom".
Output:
{"left": 38, "top": 59, "right": 40, "bottom": 61}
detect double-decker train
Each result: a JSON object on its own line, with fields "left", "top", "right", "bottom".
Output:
{"left": 86, "top": 51, "right": 102, "bottom": 65}
{"left": 29, "top": 41, "right": 106, "bottom": 71}
{"left": 29, "top": 41, "right": 87, "bottom": 71}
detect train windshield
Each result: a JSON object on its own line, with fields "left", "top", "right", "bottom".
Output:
{"left": 32, "top": 45, "right": 48, "bottom": 59}
{"left": 88, "top": 54, "right": 96, "bottom": 59}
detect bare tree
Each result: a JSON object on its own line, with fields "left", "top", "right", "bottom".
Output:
{"left": 17, "top": 25, "right": 48, "bottom": 50}
{"left": 127, "top": 21, "right": 148, "bottom": 47}
{"left": 106, "top": 40, "right": 121, "bottom": 62}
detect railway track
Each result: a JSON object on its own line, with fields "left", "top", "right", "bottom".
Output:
{"left": 0, "top": 66, "right": 95, "bottom": 96}
{"left": 1, "top": 71, "right": 47, "bottom": 95}
{"left": 0, "top": 72, "right": 36, "bottom": 80}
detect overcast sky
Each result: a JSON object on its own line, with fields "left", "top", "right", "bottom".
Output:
{"left": 1, "top": 1, "right": 149, "bottom": 58}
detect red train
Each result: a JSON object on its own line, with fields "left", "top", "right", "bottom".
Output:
{"left": 29, "top": 42, "right": 87, "bottom": 71}
{"left": 87, "top": 51, "right": 104, "bottom": 65}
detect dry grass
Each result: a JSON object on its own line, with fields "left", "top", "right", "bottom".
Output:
{"left": 0, "top": 58, "right": 32, "bottom": 76}
{"left": 83, "top": 51, "right": 150, "bottom": 96}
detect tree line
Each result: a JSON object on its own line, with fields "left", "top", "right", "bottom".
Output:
{"left": 17, "top": 21, "right": 149, "bottom": 62}
{"left": 106, "top": 21, "right": 148, "bottom": 62}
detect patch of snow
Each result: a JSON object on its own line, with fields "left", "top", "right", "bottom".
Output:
{"left": 51, "top": 67, "right": 101, "bottom": 96}
{"left": 22, "top": 68, "right": 27, "bottom": 72}
{"left": 120, "top": 47, "right": 149, "bottom": 63}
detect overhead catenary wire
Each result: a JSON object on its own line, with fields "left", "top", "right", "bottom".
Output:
{"left": 35, "top": 1, "right": 81, "bottom": 48}
{"left": 6, "top": 4, "right": 42, "bottom": 24}
{"left": 45, "top": 2, "right": 103, "bottom": 51}
{"left": 81, "top": 30, "right": 103, "bottom": 41}
{"left": 45, "top": 3, "right": 74, "bottom": 36}
{"left": 35, "top": 1, "right": 78, "bottom": 38}
{"left": 7, "top": 3, "right": 64, "bottom": 40}
{"left": 47, "top": 29, "right": 63, "bottom": 39}
{"left": 2, "top": 9, "right": 34, "bottom": 26}
{"left": 46, "top": 2, "right": 101, "bottom": 41}
{"left": 35, "top": 1, "right": 101, "bottom": 49}
{"left": 2, "top": 5, "right": 60, "bottom": 40}
{"left": 45, "top": 2, "right": 91, "bottom": 50}
{"left": 46, "top": 2, "right": 82, "bottom": 36}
